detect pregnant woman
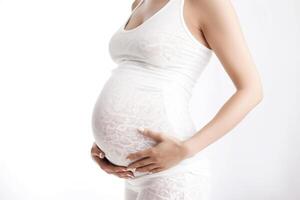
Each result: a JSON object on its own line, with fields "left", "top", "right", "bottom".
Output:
{"left": 91, "top": 0, "right": 263, "bottom": 199}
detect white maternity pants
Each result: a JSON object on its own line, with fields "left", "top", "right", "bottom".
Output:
{"left": 124, "top": 161, "right": 211, "bottom": 200}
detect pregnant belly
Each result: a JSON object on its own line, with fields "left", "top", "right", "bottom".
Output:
{"left": 91, "top": 74, "right": 196, "bottom": 172}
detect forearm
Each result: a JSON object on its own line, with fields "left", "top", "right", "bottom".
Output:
{"left": 182, "top": 88, "right": 263, "bottom": 159}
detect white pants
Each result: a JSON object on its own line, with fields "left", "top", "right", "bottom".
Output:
{"left": 124, "top": 163, "right": 211, "bottom": 200}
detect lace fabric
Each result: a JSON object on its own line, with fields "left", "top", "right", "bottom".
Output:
{"left": 92, "top": 75, "right": 176, "bottom": 173}
{"left": 92, "top": 0, "right": 213, "bottom": 198}
{"left": 125, "top": 169, "right": 211, "bottom": 200}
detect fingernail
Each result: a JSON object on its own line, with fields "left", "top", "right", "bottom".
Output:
{"left": 99, "top": 152, "right": 104, "bottom": 158}
{"left": 128, "top": 168, "right": 136, "bottom": 172}
{"left": 137, "top": 127, "right": 144, "bottom": 133}
{"left": 127, "top": 174, "right": 135, "bottom": 178}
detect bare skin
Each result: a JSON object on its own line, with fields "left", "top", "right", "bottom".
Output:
{"left": 91, "top": 0, "right": 264, "bottom": 178}
{"left": 90, "top": 142, "right": 134, "bottom": 179}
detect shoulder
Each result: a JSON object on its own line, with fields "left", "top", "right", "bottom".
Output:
{"left": 191, "top": 0, "right": 233, "bottom": 11}
{"left": 189, "top": 0, "right": 236, "bottom": 27}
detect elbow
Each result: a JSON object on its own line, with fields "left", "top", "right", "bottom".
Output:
{"left": 238, "top": 85, "right": 264, "bottom": 106}
{"left": 257, "top": 89, "right": 264, "bottom": 103}
{"left": 255, "top": 83, "right": 264, "bottom": 104}
{"left": 251, "top": 87, "right": 264, "bottom": 106}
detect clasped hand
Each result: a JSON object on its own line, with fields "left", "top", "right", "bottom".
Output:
{"left": 91, "top": 127, "right": 189, "bottom": 179}
{"left": 125, "top": 127, "right": 188, "bottom": 174}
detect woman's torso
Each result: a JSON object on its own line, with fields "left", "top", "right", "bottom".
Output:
{"left": 92, "top": 0, "right": 213, "bottom": 178}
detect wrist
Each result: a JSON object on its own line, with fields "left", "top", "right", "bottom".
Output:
{"left": 181, "top": 139, "right": 195, "bottom": 160}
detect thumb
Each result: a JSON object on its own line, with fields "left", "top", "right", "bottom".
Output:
{"left": 137, "top": 127, "right": 164, "bottom": 142}
{"left": 92, "top": 142, "right": 105, "bottom": 159}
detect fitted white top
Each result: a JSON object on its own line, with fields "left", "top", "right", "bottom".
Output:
{"left": 92, "top": 0, "right": 213, "bottom": 178}
{"left": 108, "top": 0, "right": 213, "bottom": 99}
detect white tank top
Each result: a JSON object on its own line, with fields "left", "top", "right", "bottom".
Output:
{"left": 92, "top": 0, "right": 213, "bottom": 178}
{"left": 108, "top": 0, "right": 213, "bottom": 99}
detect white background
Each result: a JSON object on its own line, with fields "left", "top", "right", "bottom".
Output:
{"left": 0, "top": 0, "right": 299, "bottom": 199}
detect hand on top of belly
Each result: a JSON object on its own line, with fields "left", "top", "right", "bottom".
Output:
{"left": 90, "top": 142, "right": 135, "bottom": 179}
{"left": 125, "top": 128, "right": 189, "bottom": 174}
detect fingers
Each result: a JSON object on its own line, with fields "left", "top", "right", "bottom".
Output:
{"left": 112, "top": 171, "right": 135, "bottom": 179}
{"left": 127, "top": 157, "right": 156, "bottom": 169}
{"left": 111, "top": 165, "right": 132, "bottom": 173}
{"left": 90, "top": 142, "right": 136, "bottom": 179}
{"left": 137, "top": 127, "right": 165, "bottom": 142}
{"left": 135, "top": 163, "right": 158, "bottom": 173}
{"left": 93, "top": 157, "right": 135, "bottom": 179}
{"left": 91, "top": 151, "right": 135, "bottom": 178}
{"left": 126, "top": 147, "right": 154, "bottom": 161}
{"left": 91, "top": 142, "right": 105, "bottom": 158}
{"left": 92, "top": 156, "right": 113, "bottom": 172}
{"left": 93, "top": 156, "right": 127, "bottom": 173}
{"left": 149, "top": 167, "right": 164, "bottom": 174}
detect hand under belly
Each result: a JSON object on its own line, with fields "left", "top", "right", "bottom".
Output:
{"left": 91, "top": 77, "right": 176, "bottom": 168}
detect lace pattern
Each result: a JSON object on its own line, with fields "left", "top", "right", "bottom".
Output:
{"left": 92, "top": 76, "right": 176, "bottom": 173}
{"left": 125, "top": 169, "right": 211, "bottom": 200}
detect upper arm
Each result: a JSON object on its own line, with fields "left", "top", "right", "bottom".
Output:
{"left": 197, "top": 0, "right": 263, "bottom": 94}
